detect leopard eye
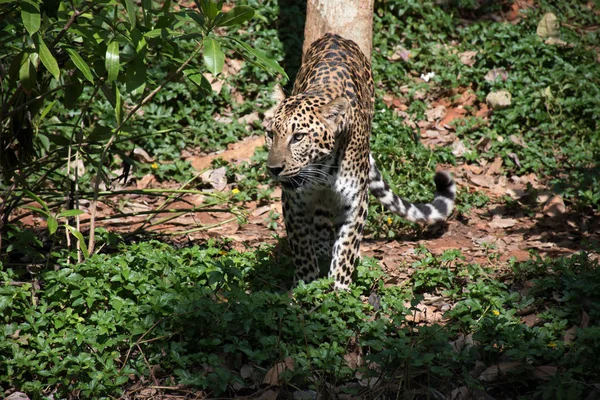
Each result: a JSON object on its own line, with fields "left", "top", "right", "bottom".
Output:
{"left": 291, "top": 132, "right": 306, "bottom": 144}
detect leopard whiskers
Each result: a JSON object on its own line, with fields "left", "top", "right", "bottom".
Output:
{"left": 298, "top": 170, "right": 332, "bottom": 188}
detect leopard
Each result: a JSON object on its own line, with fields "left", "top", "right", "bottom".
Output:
{"left": 265, "top": 33, "right": 456, "bottom": 290}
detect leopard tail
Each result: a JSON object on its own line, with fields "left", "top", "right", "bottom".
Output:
{"left": 368, "top": 155, "right": 456, "bottom": 224}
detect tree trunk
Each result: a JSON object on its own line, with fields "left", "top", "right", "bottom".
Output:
{"left": 303, "top": 0, "right": 375, "bottom": 60}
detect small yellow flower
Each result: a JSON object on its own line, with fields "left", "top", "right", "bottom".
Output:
{"left": 219, "top": 250, "right": 227, "bottom": 255}
{"left": 231, "top": 188, "right": 240, "bottom": 194}
{"left": 492, "top": 310, "right": 500, "bottom": 316}
{"left": 387, "top": 217, "right": 393, "bottom": 225}
{"left": 151, "top": 162, "right": 158, "bottom": 169}
{"left": 547, "top": 342, "right": 557, "bottom": 348}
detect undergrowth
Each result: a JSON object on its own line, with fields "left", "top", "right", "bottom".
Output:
{"left": 3, "top": 0, "right": 600, "bottom": 398}
{"left": 1, "top": 243, "right": 599, "bottom": 398}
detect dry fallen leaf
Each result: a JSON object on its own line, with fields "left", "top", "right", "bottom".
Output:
{"left": 484, "top": 68, "right": 509, "bottom": 82}
{"left": 224, "top": 58, "right": 245, "bottom": 75}
{"left": 136, "top": 174, "right": 156, "bottom": 190}
{"left": 200, "top": 167, "right": 228, "bottom": 191}
{"left": 383, "top": 93, "right": 408, "bottom": 110}
{"left": 187, "top": 135, "right": 265, "bottom": 172}
{"left": 469, "top": 174, "right": 494, "bottom": 188}
{"left": 450, "top": 333, "right": 476, "bottom": 353}
{"left": 521, "top": 313, "right": 542, "bottom": 327}
{"left": 203, "top": 73, "right": 224, "bottom": 94}
{"left": 293, "top": 390, "right": 318, "bottom": 400}
{"left": 449, "top": 386, "right": 471, "bottom": 400}
{"left": 240, "top": 364, "right": 253, "bottom": 379}
{"left": 545, "top": 37, "right": 569, "bottom": 46}
{"left": 440, "top": 107, "right": 468, "bottom": 126}
{"left": 132, "top": 148, "right": 154, "bottom": 163}
{"left": 542, "top": 195, "right": 566, "bottom": 217}
{"left": 343, "top": 347, "right": 364, "bottom": 370}
{"left": 488, "top": 216, "right": 518, "bottom": 229}
{"left": 388, "top": 46, "right": 411, "bottom": 62}
{"left": 479, "top": 361, "right": 522, "bottom": 382}
{"left": 581, "top": 309, "right": 590, "bottom": 328}
{"left": 486, "top": 157, "right": 504, "bottom": 176}
{"left": 451, "top": 140, "right": 469, "bottom": 157}
{"left": 237, "top": 111, "right": 260, "bottom": 126}
{"left": 263, "top": 357, "right": 295, "bottom": 386}
{"left": 425, "top": 105, "right": 447, "bottom": 121}
{"left": 509, "top": 134, "right": 527, "bottom": 147}
{"left": 6, "top": 393, "right": 31, "bottom": 400}
{"left": 459, "top": 50, "right": 478, "bottom": 66}
{"left": 533, "top": 365, "right": 558, "bottom": 381}
{"left": 564, "top": 325, "right": 578, "bottom": 343}
{"left": 256, "top": 388, "right": 280, "bottom": 400}
{"left": 404, "top": 303, "right": 444, "bottom": 324}
{"left": 457, "top": 90, "right": 477, "bottom": 107}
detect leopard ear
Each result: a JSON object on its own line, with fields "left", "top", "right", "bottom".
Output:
{"left": 320, "top": 97, "right": 350, "bottom": 125}
{"left": 272, "top": 84, "right": 286, "bottom": 103}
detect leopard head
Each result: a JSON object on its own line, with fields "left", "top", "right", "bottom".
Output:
{"left": 265, "top": 86, "right": 349, "bottom": 185}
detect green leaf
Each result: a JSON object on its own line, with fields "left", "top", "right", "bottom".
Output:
{"left": 126, "top": 57, "right": 146, "bottom": 95}
{"left": 47, "top": 216, "right": 58, "bottom": 235}
{"left": 88, "top": 125, "right": 113, "bottom": 142}
{"left": 24, "top": 189, "right": 49, "bottom": 213}
{"left": 141, "top": 0, "right": 152, "bottom": 25}
{"left": 196, "top": 0, "right": 219, "bottom": 21}
{"left": 143, "top": 28, "right": 166, "bottom": 38}
{"left": 23, "top": 205, "right": 50, "bottom": 218}
{"left": 66, "top": 47, "right": 94, "bottom": 83}
{"left": 122, "top": 0, "right": 136, "bottom": 28}
{"left": 186, "top": 10, "right": 205, "bottom": 28}
{"left": 115, "top": 84, "right": 122, "bottom": 124}
{"left": 183, "top": 68, "right": 211, "bottom": 93}
{"left": 21, "top": 0, "right": 41, "bottom": 36}
{"left": 203, "top": 36, "right": 224, "bottom": 76}
{"left": 39, "top": 100, "right": 56, "bottom": 121}
{"left": 231, "top": 38, "right": 288, "bottom": 80}
{"left": 19, "top": 52, "right": 37, "bottom": 92}
{"left": 214, "top": 5, "right": 254, "bottom": 27}
{"left": 65, "top": 225, "right": 88, "bottom": 258}
{"left": 105, "top": 41, "right": 120, "bottom": 82}
{"left": 64, "top": 82, "right": 83, "bottom": 108}
{"left": 100, "top": 84, "right": 116, "bottom": 108}
{"left": 36, "top": 35, "right": 60, "bottom": 80}
{"left": 59, "top": 209, "right": 85, "bottom": 218}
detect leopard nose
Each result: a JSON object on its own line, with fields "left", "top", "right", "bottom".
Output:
{"left": 267, "top": 166, "right": 284, "bottom": 177}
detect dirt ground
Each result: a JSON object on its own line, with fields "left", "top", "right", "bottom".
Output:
{"left": 69, "top": 130, "right": 599, "bottom": 281}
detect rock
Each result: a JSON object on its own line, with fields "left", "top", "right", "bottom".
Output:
{"left": 537, "top": 13, "right": 559, "bottom": 38}
{"left": 486, "top": 90, "right": 512, "bottom": 110}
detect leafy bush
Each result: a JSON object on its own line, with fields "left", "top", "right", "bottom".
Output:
{"left": 0, "top": 0, "right": 285, "bottom": 254}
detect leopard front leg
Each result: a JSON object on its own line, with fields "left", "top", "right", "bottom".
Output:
{"left": 282, "top": 189, "right": 320, "bottom": 285}
{"left": 329, "top": 185, "right": 368, "bottom": 290}
{"left": 313, "top": 206, "right": 334, "bottom": 259}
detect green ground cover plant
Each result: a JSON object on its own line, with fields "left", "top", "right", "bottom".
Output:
{"left": 2, "top": 0, "right": 600, "bottom": 398}
{"left": 1, "top": 243, "right": 599, "bottom": 398}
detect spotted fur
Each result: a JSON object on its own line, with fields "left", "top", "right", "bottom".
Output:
{"left": 265, "top": 33, "right": 456, "bottom": 289}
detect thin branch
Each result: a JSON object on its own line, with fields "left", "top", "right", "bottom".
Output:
{"left": 1, "top": 83, "right": 79, "bottom": 122}
{"left": 136, "top": 171, "right": 203, "bottom": 230}
{"left": 50, "top": 3, "right": 94, "bottom": 49}
{"left": 87, "top": 207, "right": 235, "bottom": 222}
{"left": 165, "top": 216, "right": 239, "bottom": 235}
{"left": 88, "top": 40, "right": 204, "bottom": 254}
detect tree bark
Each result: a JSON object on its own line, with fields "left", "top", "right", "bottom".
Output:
{"left": 303, "top": 0, "right": 375, "bottom": 60}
